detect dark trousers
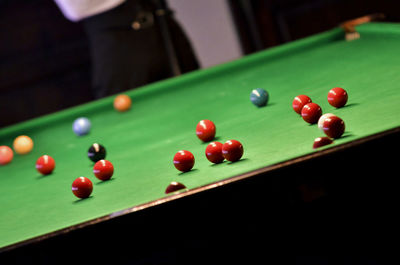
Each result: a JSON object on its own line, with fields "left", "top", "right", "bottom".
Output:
{"left": 82, "top": 0, "right": 199, "bottom": 99}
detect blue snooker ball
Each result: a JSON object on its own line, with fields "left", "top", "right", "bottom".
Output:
{"left": 250, "top": 88, "right": 269, "bottom": 107}
{"left": 73, "top": 117, "right": 91, "bottom": 136}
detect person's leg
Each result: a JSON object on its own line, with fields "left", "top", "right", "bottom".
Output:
{"left": 82, "top": 0, "right": 199, "bottom": 99}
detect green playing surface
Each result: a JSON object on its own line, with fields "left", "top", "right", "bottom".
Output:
{"left": 1, "top": 22, "right": 400, "bottom": 248}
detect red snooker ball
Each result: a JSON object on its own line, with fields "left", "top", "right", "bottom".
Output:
{"left": 173, "top": 150, "right": 195, "bottom": 172}
{"left": 196, "top": 120, "right": 216, "bottom": 142}
{"left": 313, "top": 137, "right": 333, "bottom": 149}
{"left": 301, "top": 103, "right": 322, "bottom": 124}
{"left": 93, "top": 160, "right": 114, "bottom": 181}
{"left": 222, "top": 140, "right": 243, "bottom": 162}
{"left": 292, "top": 95, "right": 312, "bottom": 114}
{"left": 36, "top": 155, "right": 55, "bottom": 175}
{"left": 0, "top": 146, "right": 13, "bottom": 165}
{"left": 328, "top": 87, "right": 348, "bottom": 108}
{"left": 322, "top": 116, "right": 345, "bottom": 139}
{"left": 165, "top": 181, "right": 186, "bottom": 194}
{"left": 205, "top": 141, "right": 224, "bottom": 164}
{"left": 72, "top": 177, "right": 93, "bottom": 199}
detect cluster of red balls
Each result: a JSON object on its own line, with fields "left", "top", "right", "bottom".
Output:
{"left": 292, "top": 87, "right": 348, "bottom": 149}
{"left": 71, "top": 160, "right": 114, "bottom": 199}
{"left": 167, "top": 119, "right": 244, "bottom": 194}
{"left": 34, "top": 154, "right": 115, "bottom": 199}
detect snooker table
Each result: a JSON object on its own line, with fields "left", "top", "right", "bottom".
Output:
{"left": 1, "top": 22, "right": 400, "bottom": 263}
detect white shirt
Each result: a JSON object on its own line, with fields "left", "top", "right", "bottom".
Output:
{"left": 54, "top": 0, "right": 126, "bottom": 21}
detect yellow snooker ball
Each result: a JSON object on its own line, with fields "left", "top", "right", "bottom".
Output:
{"left": 13, "top": 135, "right": 34, "bottom": 155}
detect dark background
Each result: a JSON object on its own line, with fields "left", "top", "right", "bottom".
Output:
{"left": 1, "top": 0, "right": 400, "bottom": 128}
{"left": 229, "top": 0, "right": 400, "bottom": 53}
{"left": 0, "top": 0, "right": 92, "bottom": 128}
